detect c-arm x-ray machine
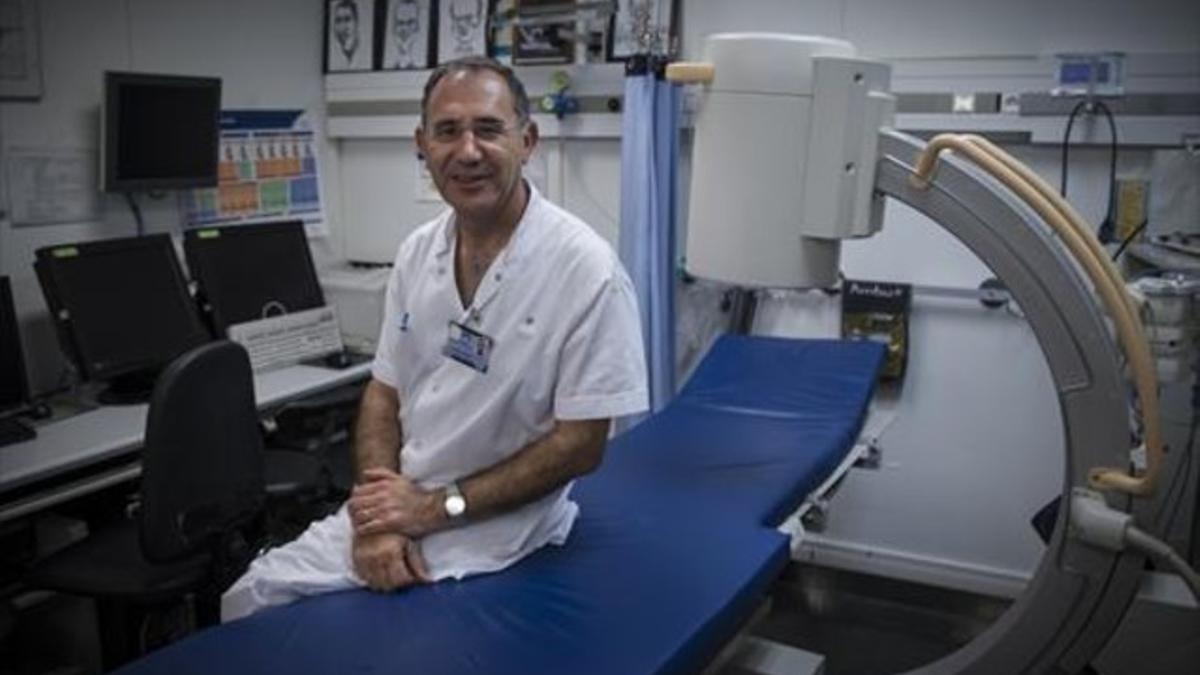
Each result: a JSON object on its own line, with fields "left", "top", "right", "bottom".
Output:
{"left": 668, "top": 32, "right": 1198, "bottom": 675}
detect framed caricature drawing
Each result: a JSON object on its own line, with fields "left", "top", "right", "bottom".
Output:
{"left": 438, "top": 0, "right": 491, "bottom": 63}
{"left": 325, "top": 0, "right": 378, "bottom": 72}
{"left": 380, "top": 0, "right": 435, "bottom": 70}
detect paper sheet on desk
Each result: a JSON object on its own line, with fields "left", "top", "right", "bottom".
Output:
{"left": 4, "top": 147, "right": 100, "bottom": 226}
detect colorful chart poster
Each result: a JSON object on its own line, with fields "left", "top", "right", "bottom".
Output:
{"left": 182, "top": 110, "right": 325, "bottom": 233}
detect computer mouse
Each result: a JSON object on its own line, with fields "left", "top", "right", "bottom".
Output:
{"left": 29, "top": 402, "right": 53, "bottom": 420}
{"left": 324, "top": 352, "right": 352, "bottom": 369}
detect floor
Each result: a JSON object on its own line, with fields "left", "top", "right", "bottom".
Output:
{"left": 753, "top": 564, "right": 1011, "bottom": 675}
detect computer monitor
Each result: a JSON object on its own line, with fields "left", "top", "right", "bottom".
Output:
{"left": 183, "top": 220, "right": 326, "bottom": 335}
{"left": 35, "top": 235, "right": 211, "bottom": 403}
{"left": 102, "top": 71, "right": 222, "bottom": 192}
{"left": 0, "top": 276, "right": 31, "bottom": 415}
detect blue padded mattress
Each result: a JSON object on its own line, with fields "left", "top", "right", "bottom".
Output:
{"left": 116, "top": 336, "right": 885, "bottom": 675}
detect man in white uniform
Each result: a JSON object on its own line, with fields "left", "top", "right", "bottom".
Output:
{"left": 221, "top": 57, "right": 648, "bottom": 620}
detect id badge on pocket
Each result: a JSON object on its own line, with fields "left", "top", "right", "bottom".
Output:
{"left": 443, "top": 320, "right": 493, "bottom": 373}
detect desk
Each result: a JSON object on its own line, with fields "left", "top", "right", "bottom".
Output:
{"left": 0, "top": 362, "right": 372, "bottom": 524}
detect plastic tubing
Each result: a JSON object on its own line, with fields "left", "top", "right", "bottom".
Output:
{"left": 910, "top": 133, "right": 1163, "bottom": 496}
{"left": 959, "top": 135, "right": 1142, "bottom": 328}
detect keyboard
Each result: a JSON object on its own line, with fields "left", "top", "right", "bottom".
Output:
{"left": 0, "top": 417, "right": 35, "bottom": 448}
{"left": 227, "top": 306, "right": 345, "bottom": 373}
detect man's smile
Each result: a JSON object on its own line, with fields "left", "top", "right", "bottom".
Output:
{"left": 450, "top": 172, "right": 492, "bottom": 187}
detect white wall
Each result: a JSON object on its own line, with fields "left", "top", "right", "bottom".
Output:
{"left": 338, "top": 137, "right": 440, "bottom": 262}
{"left": 559, "top": 138, "right": 622, "bottom": 246}
{"left": 0, "top": 0, "right": 335, "bottom": 393}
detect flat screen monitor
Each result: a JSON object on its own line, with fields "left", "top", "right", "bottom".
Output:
{"left": 35, "top": 235, "right": 211, "bottom": 403}
{"left": 0, "top": 276, "right": 31, "bottom": 414}
{"left": 183, "top": 220, "right": 326, "bottom": 335}
{"left": 102, "top": 71, "right": 221, "bottom": 192}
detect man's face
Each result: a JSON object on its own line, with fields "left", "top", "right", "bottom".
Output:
{"left": 333, "top": 5, "right": 358, "bottom": 50}
{"left": 393, "top": 2, "right": 419, "bottom": 43}
{"left": 416, "top": 71, "right": 536, "bottom": 222}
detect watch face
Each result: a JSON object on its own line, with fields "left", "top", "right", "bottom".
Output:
{"left": 445, "top": 495, "right": 466, "bottom": 517}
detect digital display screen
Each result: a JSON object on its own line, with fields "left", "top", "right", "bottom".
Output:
{"left": 104, "top": 72, "right": 221, "bottom": 191}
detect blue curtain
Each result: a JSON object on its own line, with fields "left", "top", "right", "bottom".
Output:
{"left": 619, "top": 65, "right": 681, "bottom": 418}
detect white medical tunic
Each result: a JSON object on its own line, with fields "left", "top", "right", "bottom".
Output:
{"left": 374, "top": 183, "right": 648, "bottom": 577}
{"left": 221, "top": 185, "right": 648, "bottom": 620}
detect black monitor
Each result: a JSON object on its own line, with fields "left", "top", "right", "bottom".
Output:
{"left": 34, "top": 235, "right": 211, "bottom": 403}
{"left": 102, "top": 71, "right": 221, "bottom": 192}
{"left": 0, "top": 276, "right": 36, "bottom": 446}
{"left": 183, "top": 220, "right": 326, "bottom": 335}
{"left": 0, "top": 276, "right": 31, "bottom": 414}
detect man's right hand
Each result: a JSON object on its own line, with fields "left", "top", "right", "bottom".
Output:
{"left": 351, "top": 530, "right": 432, "bottom": 592}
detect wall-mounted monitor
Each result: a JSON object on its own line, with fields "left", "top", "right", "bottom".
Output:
{"left": 102, "top": 71, "right": 222, "bottom": 192}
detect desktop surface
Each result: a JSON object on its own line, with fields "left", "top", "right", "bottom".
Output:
{"left": 0, "top": 360, "right": 371, "bottom": 523}
{"left": 0, "top": 418, "right": 35, "bottom": 448}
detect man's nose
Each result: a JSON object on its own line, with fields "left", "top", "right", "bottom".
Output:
{"left": 455, "top": 132, "right": 484, "bottom": 160}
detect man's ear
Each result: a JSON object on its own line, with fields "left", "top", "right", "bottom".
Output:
{"left": 521, "top": 120, "right": 539, "bottom": 163}
{"left": 415, "top": 125, "right": 428, "bottom": 160}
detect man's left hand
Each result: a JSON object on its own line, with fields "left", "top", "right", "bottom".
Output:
{"left": 349, "top": 468, "right": 443, "bottom": 538}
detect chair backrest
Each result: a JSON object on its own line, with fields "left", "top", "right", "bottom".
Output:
{"left": 139, "top": 341, "right": 265, "bottom": 562}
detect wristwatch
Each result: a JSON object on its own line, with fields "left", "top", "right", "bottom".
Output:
{"left": 443, "top": 481, "right": 466, "bottom": 520}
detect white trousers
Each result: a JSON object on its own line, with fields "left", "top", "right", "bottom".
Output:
{"left": 221, "top": 504, "right": 362, "bottom": 622}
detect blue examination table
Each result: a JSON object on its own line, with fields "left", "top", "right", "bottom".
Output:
{"left": 116, "top": 335, "right": 884, "bottom": 675}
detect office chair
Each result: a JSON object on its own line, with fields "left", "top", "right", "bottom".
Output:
{"left": 259, "top": 443, "right": 329, "bottom": 545}
{"left": 266, "top": 382, "right": 363, "bottom": 494}
{"left": 25, "top": 341, "right": 266, "bottom": 669}
{"left": 256, "top": 383, "right": 363, "bottom": 544}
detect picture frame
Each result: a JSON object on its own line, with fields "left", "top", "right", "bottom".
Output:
{"left": 324, "top": 0, "right": 378, "bottom": 73}
{"left": 378, "top": 0, "right": 436, "bottom": 70}
{"left": 511, "top": 0, "right": 573, "bottom": 66}
{"left": 0, "top": 0, "right": 43, "bottom": 100}
{"left": 606, "top": 0, "right": 675, "bottom": 62}
{"left": 438, "top": 0, "right": 492, "bottom": 64}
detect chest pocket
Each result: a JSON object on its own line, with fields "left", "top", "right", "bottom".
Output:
{"left": 516, "top": 314, "right": 539, "bottom": 340}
